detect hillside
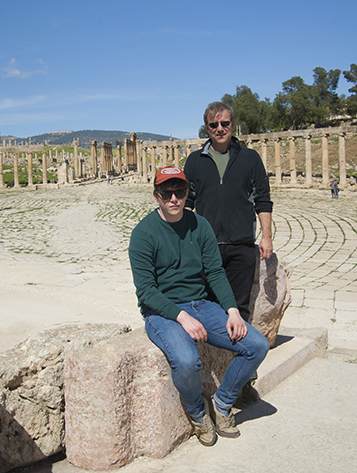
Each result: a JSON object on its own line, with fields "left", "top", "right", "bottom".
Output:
{"left": 3, "top": 130, "right": 176, "bottom": 148}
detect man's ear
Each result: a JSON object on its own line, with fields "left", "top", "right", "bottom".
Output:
{"left": 153, "top": 191, "right": 159, "bottom": 203}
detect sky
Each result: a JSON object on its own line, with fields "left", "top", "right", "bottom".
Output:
{"left": 1, "top": 0, "right": 356, "bottom": 140}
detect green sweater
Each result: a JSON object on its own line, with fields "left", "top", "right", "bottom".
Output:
{"left": 129, "top": 209, "right": 237, "bottom": 320}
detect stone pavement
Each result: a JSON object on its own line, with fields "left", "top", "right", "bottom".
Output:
{"left": 1, "top": 183, "right": 356, "bottom": 472}
{"left": 270, "top": 187, "right": 357, "bottom": 356}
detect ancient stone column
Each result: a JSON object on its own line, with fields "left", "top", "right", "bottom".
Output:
{"left": 142, "top": 147, "right": 148, "bottom": 182}
{"left": 274, "top": 138, "right": 281, "bottom": 185}
{"left": 174, "top": 145, "right": 180, "bottom": 168}
{"left": 151, "top": 147, "right": 156, "bottom": 182}
{"left": 163, "top": 146, "right": 168, "bottom": 167}
{"left": 14, "top": 152, "right": 20, "bottom": 188}
{"left": 49, "top": 149, "right": 52, "bottom": 163}
{"left": 117, "top": 145, "right": 122, "bottom": 174}
{"left": 27, "top": 152, "right": 33, "bottom": 186}
{"left": 91, "top": 141, "right": 98, "bottom": 177}
{"left": 55, "top": 150, "right": 59, "bottom": 162}
{"left": 186, "top": 143, "right": 192, "bottom": 159}
{"left": 80, "top": 159, "right": 84, "bottom": 178}
{"left": 136, "top": 141, "right": 142, "bottom": 174}
{"left": 261, "top": 139, "right": 268, "bottom": 171}
{"left": 130, "top": 132, "right": 137, "bottom": 168}
{"left": 322, "top": 134, "right": 329, "bottom": 186}
{"left": 74, "top": 140, "right": 79, "bottom": 179}
{"left": 42, "top": 152, "right": 48, "bottom": 184}
{"left": 305, "top": 135, "right": 312, "bottom": 186}
{"left": 169, "top": 144, "right": 174, "bottom": 163}
{"left": 0, "top": 153, "right": 4, "bottom": 188}
{"left": 124, "top": 139, "right": 129, "bottom": 171}
{"left": 339, "top": 133, "right": 347, "bottom": 189}
{"left": 289, "top": 137, "right": 297, "bottom": 185}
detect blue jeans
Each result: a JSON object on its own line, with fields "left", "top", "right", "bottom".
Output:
{"left": 144, "top": 300, "right": 269, "bottom": 419}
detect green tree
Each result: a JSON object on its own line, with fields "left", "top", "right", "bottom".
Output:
{"left": 198, "top": 125, "right": 209, "bottom": 139}
{"left": 312, "top": 67, "right": 342, "bottom": 121}
{"left": 266, "top": 92, "right": 290, "bottom": 131}
{"left": 343, "top": 63, "right": 357, "bottom": 117}
{"left": 222, "top": 85, "right": 268, "bottom": 134}
{"left": 268, "top": 76, "right": 315, "bottom": 130}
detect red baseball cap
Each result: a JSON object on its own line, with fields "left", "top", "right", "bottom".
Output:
{"left": 154, "top": 166, "right": 188, "bottom": 185}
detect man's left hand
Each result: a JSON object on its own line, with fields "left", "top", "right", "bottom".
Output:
{"left": 259, "top": 236, "right": 273, "bottom": 260}
{"left": 226, "top": 308, "right": 247, "bottom": 341}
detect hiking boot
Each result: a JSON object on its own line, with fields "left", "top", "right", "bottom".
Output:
{"left": 210, "top": 396, "right": 241, "bottom": 438}
{"left": 190, "top": 395, "right": 217, "bottom": 446}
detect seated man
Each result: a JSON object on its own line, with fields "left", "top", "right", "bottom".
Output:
{"left": 129, "top": 166, "right": 269, "bottom": 446}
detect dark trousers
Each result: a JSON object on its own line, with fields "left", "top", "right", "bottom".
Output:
{"left": 206, "top": 243, "right": 256, "bottom": 322}
{"left": 219, "top": 243, "right": 256, "bottom": 322}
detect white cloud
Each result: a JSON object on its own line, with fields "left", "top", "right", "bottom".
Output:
{"left": 0, "top": 96, "right": 45, "bottom": 110}
{"left": 3, "top": 58, "right": 48, "bottom": 79}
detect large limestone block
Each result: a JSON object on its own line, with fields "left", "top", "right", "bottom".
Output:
{"left": 65, "top": 328, "right": 192, "bottom": 470}
{"left": 65, "top": 328, "right": 238, "bottom": 470}
{"left": 249, "top": 251, "right": 292, "bottom": 347}
{"left": 0, "top": 323, "right": 130, "bottom": 473}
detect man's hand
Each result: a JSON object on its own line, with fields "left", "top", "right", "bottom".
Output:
{"left": 226, "top": 308, "right": 247, "bottom": 341}
{"left": 177, "top": 310, "right": 207, "bottom": 341}
{"left": 259, "top": 235, "right": 273, "bottom": 260}
{"left": 258, "top": 212, "right": 273, "bottom": 260}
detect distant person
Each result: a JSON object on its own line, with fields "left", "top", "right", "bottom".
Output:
{"left": 330, "top": 180, "right": 337, "bottom": 199}
{"left": 184, "top": 102, "right": 273, "bottom": 322}
{"left": 129, "top": 166, "right": 269, "bottom": 446}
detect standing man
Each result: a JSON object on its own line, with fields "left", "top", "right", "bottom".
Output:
{"left": 129, "top": 166, "right": 269, "bottom": 447}
{"left": 184, "top": 102, "right": 273, "bottom": 322}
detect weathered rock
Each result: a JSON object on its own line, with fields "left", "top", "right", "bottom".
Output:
{"left": 249, "top": 250, "right": 292, "bottom": 347}
{"left": 0, "top": 323, "right": 131, "bottom": 473}
{"left": 64, "top": 328, "right": 236, "bottom": 470}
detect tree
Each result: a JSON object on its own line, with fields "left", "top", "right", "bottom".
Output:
{"left": 343, "top": 63, "right": 357, "bottom": 117}
{"left": 312, "top": 67, "right": 342, "bottom": 121}
{"left": 198, "top": 125, "right": 209, "bottom": 139}
{"left": 222, "top": 85, "right": 268, "bottom": 134}
{"left": 267, "top": 76, "right": 315, "bottom": 130}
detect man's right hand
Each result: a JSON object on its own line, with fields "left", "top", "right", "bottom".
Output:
{"left": 176, "top": 310, "right": 207, "bottom": 342}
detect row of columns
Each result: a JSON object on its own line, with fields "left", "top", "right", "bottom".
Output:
{"left": 243, "top": 129, "right": 352, "bottom": 188}
{"left": 136, "top": 142, "right": 193, "bottom": 182}
{"left": 0, "top": 151, "right": 47, "bottom": 188}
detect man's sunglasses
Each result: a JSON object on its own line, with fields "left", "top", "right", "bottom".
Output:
{"left": 157, "top": 189, "right": 187, "bottom": 200}
{"left": 208, "top": 120, "right": 231, "bottom": 129}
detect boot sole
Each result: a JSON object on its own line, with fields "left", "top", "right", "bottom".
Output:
{"left": 215, "top": 426, "right": 241, "bottom": 439}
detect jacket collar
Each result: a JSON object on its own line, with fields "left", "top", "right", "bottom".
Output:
{"left": 201, "top": 136, "right": 241, "bottom": 157}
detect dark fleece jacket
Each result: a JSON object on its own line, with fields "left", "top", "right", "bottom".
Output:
{"left": 184, "top": 137, "right": 273, "bottom": 245}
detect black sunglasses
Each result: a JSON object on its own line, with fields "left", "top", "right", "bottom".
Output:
{"left": 157, "top": 189, "right": 187, "bottom": 200}
{"left": 208, "top": 120, "right": 231, "bottom": 129}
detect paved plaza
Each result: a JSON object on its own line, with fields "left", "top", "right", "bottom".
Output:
{"left": 1, "top": 181, "right": 357, "bottom": 472}
{"left": 1, "top": 181, "right": 356, "bottom": 355}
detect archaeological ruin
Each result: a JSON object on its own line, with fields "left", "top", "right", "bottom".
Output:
{"left": 0, "top": 124, "right": 357, "bottom": 190}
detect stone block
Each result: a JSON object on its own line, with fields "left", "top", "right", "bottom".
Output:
{"left": 0, "top": 323, "right": 131, "bottom": 473}
{"left": 64, "top": 328, "right": 236, "bottom": 470}
{"left": 249, "top": 251, "right": 292, "bottom": 347}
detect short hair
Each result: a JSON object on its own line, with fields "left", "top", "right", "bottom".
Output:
{"left": 203, "top": 102, "right": 235, "bottom": 125}
{"left": 154, "top": 178, "right": 188, "bottom": 194}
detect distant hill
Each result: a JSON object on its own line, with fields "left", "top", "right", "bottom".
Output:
{"left": 2, "top": 130, "right": 176, "bottom": 148}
